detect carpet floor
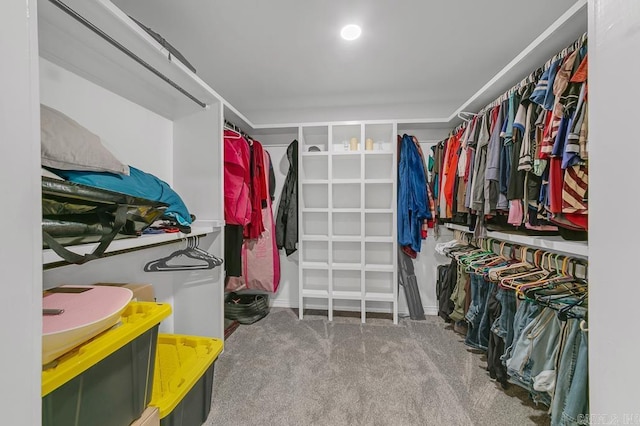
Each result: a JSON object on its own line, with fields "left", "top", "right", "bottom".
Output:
{"left": 204, "top": 308, "right": 550, "bottom": 426}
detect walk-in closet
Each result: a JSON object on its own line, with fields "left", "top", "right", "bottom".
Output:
{"left": 1, "top": 0, "right": 638, "bottom": 424}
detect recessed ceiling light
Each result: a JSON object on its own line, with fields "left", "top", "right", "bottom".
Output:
{"left": 340, "top": 24, "right": 361, "bottom": 41}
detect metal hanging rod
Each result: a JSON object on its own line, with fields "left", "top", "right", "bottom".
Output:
{"left": 48, "top": 0, "right": 207, "bottom": 109}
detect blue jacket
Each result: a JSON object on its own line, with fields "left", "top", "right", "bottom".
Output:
{"left": 398, "top": 134, "right": 429, "bottom": 252}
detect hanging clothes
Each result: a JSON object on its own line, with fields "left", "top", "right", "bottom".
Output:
{"left": 243, "top": 140, "right": 267, "bottom": 239}
{"left": 224, "top": 129, "right": 251, "bottom": 277}
{"left": 398, "top": 134, "right": 429, "bottom": 253}
{"left": 228, "top": 150, "right": 282, "bottom": 293}
{"left": 223, "top": 129, "right": 252, "bottom": 226}
{"left": 275, "top": 140, "right": 298, "bottom": 256}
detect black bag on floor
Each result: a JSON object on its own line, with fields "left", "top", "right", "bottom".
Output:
{"left": 42, "top": 176, "right": 168, "bottom": 264}
{"left": 224, "top": 291, "right": 270, "bottom": 325}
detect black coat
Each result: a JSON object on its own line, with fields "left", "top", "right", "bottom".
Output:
{"left": 276, "top": 140, "right": 298, "bottom": 255}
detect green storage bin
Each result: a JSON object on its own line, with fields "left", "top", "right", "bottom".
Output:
{"left": 42, "top": 302, "right": 171, "bottom": 426}
{"left": 150, "top": 334, "right": 224, "bottom": 426}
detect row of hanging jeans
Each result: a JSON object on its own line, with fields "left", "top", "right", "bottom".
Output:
{"left": 436, "top": 240, "right": 588, "bottom": 425}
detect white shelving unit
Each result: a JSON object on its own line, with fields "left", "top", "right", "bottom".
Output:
{"left": 298, "top": 122, "right": 398, "bottom": 323}
{"left": 35, "top": 0, "right": 227, "bottom": 340}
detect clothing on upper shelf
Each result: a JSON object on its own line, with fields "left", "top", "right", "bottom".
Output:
{"left": 432, "top": 36, "right": 588, "bottom": 238}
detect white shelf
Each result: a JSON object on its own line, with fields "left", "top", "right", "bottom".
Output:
{"left": 331, "top": 151, "right": 361, "bottom": 156}
{"left": 443, "top": 223, "right": 589, "bottom": 258}
{"left": 365, "top": 264, "right": 395, "bottom": 272}
{"left": 364, "top": 179, "right": 394, "bottom": 184}
{"left": 301, "top": 262, "right": 330, "bottom": 270}
{"left": 302, "top": 208, "right": 329, "bottom": 213}
{"left": 365, "top": 236, "right": 394, "bottom": 243}
{"left": 301, "top": 151, "right": 329, "bottom": 157}
{"left": 333, "top": 236, "right": 362, "bottom": 242}
{"left": 332, "top": 290, "right": 362, "bottom": 300}
{"left": 302, "top": 179, "right": 329, "bottom": 184}
{"left": 42, "top": 224, "right": 221, "bottom": 265}
{"left": 364, "top": 209, "right": 393, "bottom": 214}
{"left": 38, "top": 0, "right": 220, "bottom": 120}
{"left": 332, "top": 179, "right": 361, "bottom": 184}
{"left": 332, "top": 262, "right": 362, "bottom": 270}
{"left": 365, "top": 292, "right": 395, "bottom": 302}
{"left": 333, "top": 208, "right": 361, "bottom": 213}
{"left": 301, "top": 235, "right": 329, "bottom": 242}
{"left": 302, "top": 289, "right": 329, "bottom": 298}
{"left": 364, "top": 151, "right": 394, "bottom": 155}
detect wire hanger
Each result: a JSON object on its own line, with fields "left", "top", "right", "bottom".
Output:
{"left": 144, "top": 236, "right": 223, "bottom": 272}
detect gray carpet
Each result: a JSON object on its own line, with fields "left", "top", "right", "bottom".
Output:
{"left": 205, "top": 309, "right": 550, "bottom": 426}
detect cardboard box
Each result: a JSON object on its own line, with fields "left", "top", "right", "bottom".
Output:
{"left": 93, "top": 283, "right": 155, "bottom": 302}
{"left": 130, "top": 407, "right": 160, "bottom": 426}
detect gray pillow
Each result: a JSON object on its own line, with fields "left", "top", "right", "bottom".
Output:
{"left": 41, "top": 104, "right": 129, "bottom": 175}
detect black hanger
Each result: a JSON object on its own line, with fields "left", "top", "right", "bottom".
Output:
{"left": 144, "top": 237, "right": 223, "bottom": 272}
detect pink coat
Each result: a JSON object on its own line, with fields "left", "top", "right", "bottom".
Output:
{"left": 224, "top": 130, "right": 251, "bottom": 226}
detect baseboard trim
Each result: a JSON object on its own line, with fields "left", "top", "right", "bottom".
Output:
{"left": 271, "top": 299, "right": 439, "bottom": 317}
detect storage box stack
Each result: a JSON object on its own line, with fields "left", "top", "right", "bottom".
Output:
{"left": 42, "top": 283, "right": 224, "bottom": 426}
{"left": 150, "top": 334, "right": 224, "bottom": 426}
{"left": 42, "top": 301, "right": 171, "bottom": 426}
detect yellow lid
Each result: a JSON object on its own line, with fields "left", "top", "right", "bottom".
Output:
{"left": 42, "top": 302, "right": 171, "bottom": 396}
{"left": 150, "top": 334, "right": 224, "bottom": 418}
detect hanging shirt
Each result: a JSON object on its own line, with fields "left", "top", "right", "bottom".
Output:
{"left": 485, "top": 104, "right": 504, "bottom": 213}
{"left": 471, "top": 113, "right": 490, "bottom": 212}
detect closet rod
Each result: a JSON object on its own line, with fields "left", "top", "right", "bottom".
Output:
{"left": 43, "top": 233, "right": 205, "bottom": 270}
{"left": 477, "top": 32, "right": 588, "bottom": 116}
{"left": 48, "top": 0, "right": 207, "bottom": 109}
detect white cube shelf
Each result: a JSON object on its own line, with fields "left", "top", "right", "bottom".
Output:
{"left": 302, "top": 156, "right": 328, "bottom": 180}
{"left": 332, "top": 155, "right": 361, "bottom": 179}
{"left": 333, "top": 270, "right": 361, "bottom": 294}
{"left": 302, "top": 269, "right": 329, "bottom": 294}
{"left": 365, "top": 242, "right": 394, "bottom": 265}
{"left": 365, "top": 154, "right": 394, "bottom": 180}
{"left": 302, "top": 241, "right": 329, "bottom": 265}
{"left": 365, "top": 183, "right": 393, "bottom": 209}
{"left": 333, "top": 241, "right": 361, "bottom": 265}
{"left": 333, "top": 183, "right": 361, "bottom": 209}
{"left": 365, "top": 271, "right": 394, "bottom": 295}
{"left": 332, "top": 124, "right": 362, "bottom": 152}
{"left": 299, "top": 122, "right": 397, "bottom": 324}
{"left": 365, "top": 212, "right": 394, "bottom": 237}
{"left": 301, "top": 212, "right": 328, "bottom": 236}
{"left": 301, "top": 126, "right": 329, "bottom": 152}
{"left": 302, "top": 183, "right": 328, "bottom": 209}
{"left": 333, "top": 212, "right": 361, "bottom": 236}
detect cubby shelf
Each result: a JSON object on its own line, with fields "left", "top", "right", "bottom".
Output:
{"left": 299, "top": 122, "right": 398, "bottom": 324}
{"left": 332, "top": 290, "right": 362, "bottom": 300}
{"left": 301, "top": 289, "right": 329, "bottom": 298}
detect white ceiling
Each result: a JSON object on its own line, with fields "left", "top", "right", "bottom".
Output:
{"left": 112, "top": 0, "right": 586, "bottom": 126}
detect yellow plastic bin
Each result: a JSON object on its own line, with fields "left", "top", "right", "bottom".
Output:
{"left": 42, "top": 302, "right": 172, "bottom": 426}
{"left": 150, "top": 334, "right": 224, "bottom": 426}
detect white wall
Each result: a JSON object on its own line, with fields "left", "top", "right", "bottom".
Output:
{"left": 259, "top": 134, "right": 300, "bottom": 307}
{"left": 589, "top": 0, "right": 640, "bottom": 415}
{"left": 39, "top": 59, "right": 173, "bottom": 183}
{"left": 0, "top": 0, "right": 42, "bottom": 423}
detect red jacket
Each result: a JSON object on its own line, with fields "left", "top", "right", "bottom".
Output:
{"left": 224, "top": 130, "right": 252, "bottom": 226}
